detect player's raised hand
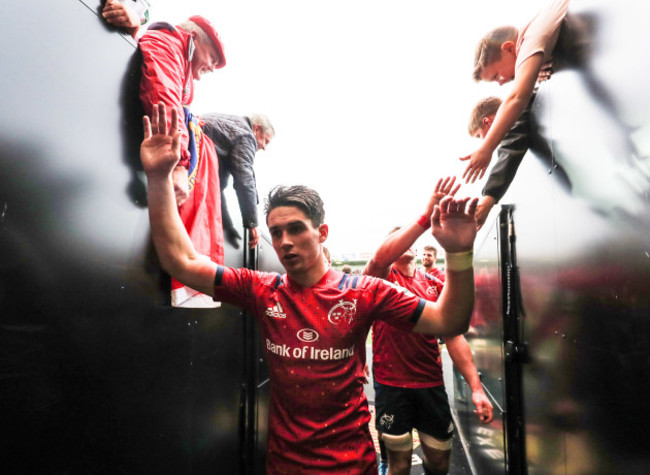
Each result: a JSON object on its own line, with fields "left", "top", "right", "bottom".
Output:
{"left": 431, "top": 196, "right": 479, "bottom": 253}
{"left": 141, "top": 102, "right": 181, "bottom": 180}
{"left": 423, "top": 176, "right": 461, "bottom": 218}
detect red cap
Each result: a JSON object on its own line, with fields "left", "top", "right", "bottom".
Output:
{"left": 188, "top": 15, "right": 226, "bottom": 69}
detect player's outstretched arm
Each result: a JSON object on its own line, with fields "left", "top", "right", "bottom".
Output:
{"left": 444, "top": 335, "right": 494, "bottom": 423}
{"left": 364, "top": 177, "right": 459, "bottom": 279}
{"left": 141, "top": 103, "right": 218, "bottom": 296}
{"left": 414, "top": 196, "right": 478, "bottom": 336}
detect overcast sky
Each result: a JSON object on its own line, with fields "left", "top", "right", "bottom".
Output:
{"left": 147, "top": 0, "right": 549, "bottom": 258}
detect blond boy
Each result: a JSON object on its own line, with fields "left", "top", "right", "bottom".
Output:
{"left": 467, "top": 94, "right": 572, "bottom": 228}
{"left": 461, "top": 0, "right": 570, "bottom": 184}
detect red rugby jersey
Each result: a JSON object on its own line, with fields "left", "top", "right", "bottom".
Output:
{"left": 213, "top": 266, "right": 425, "bottom": 474}
{"left": 372, "top": 266, "right": 445, "bottom": 388}
{"left": 427, "top": 266, "right": 446, "bottom": 282}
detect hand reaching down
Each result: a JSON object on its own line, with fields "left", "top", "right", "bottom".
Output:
{"left": 102, "top": 0, "right": 141, "bottom": 37}
{"left": 475, "top": 195, "right": 497, "bottom": 230}
{"left": 248, "top": 227, "right": 260, "bottom": 248}
{"left": 460, "top": 148, "right": 492, "bottom": 184}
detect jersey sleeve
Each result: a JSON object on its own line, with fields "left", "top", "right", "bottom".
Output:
{"left": 370, "top": 278, "right": 426, "bottom": 332}
{"left": 212, "top": 265, "right": 258, "bottom": 312}
{"left": 139, "top": 31, "right": 191, "bottom": 168}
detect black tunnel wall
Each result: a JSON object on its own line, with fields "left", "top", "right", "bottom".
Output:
{"left": 0, "top": 1, "right": 275, "bottom": 473}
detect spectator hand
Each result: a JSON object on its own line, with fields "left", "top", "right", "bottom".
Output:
{"left": 460, "top": 148, "right": 492, "bottom": 184}
{"left": 472, "top": 390, "right": 494, "bottom": 424}
{"left": 225, "top": 226, "right": 242, "bottom": 249}
{"left": 141, "top": 102, "right": 182, "bottom": 181}
{"left": 248, "top": 227, "right": 260, "bottom": 249}
{"left": 538, "top": 60, "right": 554, "bottom": 83}
{"left": 475, "top": 195, "right": 496, "bottom": 230}
{"left": 102, "top": 0, "right": 140, "bottom": 32}
{"left": 431, "top": 196, "right": 478, "bottom": 253}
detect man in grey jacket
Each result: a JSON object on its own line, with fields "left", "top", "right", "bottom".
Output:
{"left": 200, "top": 113, "right": 274, "bottom": 248}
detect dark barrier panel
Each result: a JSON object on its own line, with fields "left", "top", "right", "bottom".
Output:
{"left": 0, "top": 1, "right": 277, "bottom": 473}
{"left": 455, "top": 1, "right": 650, "bottom": 473}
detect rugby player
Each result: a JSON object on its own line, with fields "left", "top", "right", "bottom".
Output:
{"left": 365, "top": 177, "right": 493, "bottom": 475}
{"left": 140, "top": 103, "right": 479, "bottom": 474}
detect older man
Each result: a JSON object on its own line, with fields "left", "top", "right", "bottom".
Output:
{"left": 201, "top": 113, "right": 275, "bottom": 249}
{"left": 139, "top": 15, "right": 226, "bottom": 306}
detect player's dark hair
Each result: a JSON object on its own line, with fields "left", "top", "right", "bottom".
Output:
{"left": 265, "top": 185, "right": 325, "bottom": 227}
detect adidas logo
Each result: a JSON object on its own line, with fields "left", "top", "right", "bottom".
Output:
{"left": 265, "top": 302, "right": 287, "bottom": 319}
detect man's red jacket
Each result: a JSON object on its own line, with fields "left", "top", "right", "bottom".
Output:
{"left": 139, "top": 23, "right": 194, "bottom": 168}
{"left": 139, "top": 23, "right": 224, "bottom": 306}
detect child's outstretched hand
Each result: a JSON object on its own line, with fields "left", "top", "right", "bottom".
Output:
{"left": 141, "top": 102, "right": 182, "bottom": 180}
{"left": 460, "top": 148, "right": 492, "bottom": 184}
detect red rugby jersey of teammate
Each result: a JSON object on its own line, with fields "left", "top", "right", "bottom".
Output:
{"left": 373, "top": 266, "right": 445, "bottom": 388}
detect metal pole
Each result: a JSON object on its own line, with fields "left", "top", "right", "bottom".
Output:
{"left": 498, "top": 205, "right": 528, "bottom": 475}
{"left": 240, "top": 228, "right": 259, "bottom": 474}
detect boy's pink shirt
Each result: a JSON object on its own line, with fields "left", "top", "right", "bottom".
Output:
{"left": 515, "top": 0, "right": 570, "bottom": 72}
